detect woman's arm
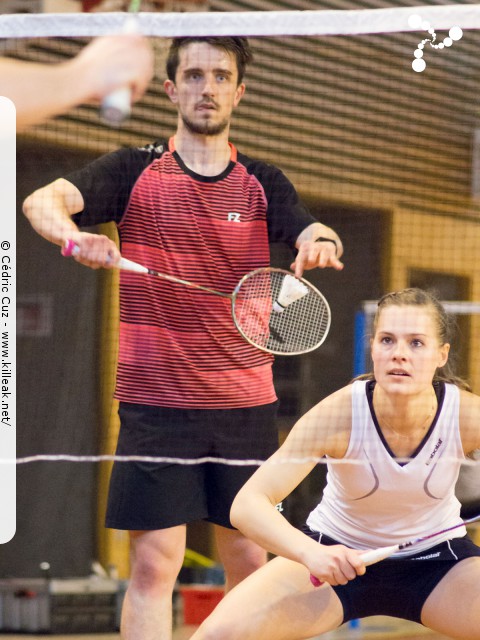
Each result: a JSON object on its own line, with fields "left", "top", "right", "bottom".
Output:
{"left": 231, "top": 386, "right": 366, "bottom": 586}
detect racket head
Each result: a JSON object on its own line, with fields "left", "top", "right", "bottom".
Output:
{"left": 231, "top": 268, "right": 331, "bottom": 356}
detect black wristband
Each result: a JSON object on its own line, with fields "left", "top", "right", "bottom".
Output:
{"left": 315, "top": 237, "right": 338, "bottom": 255}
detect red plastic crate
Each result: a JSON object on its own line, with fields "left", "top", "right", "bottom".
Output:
{"left": 180, "top": 585, "right": 224, "bottom": 625}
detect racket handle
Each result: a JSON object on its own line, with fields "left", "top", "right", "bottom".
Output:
{"left": 310, "top": 575, "right": 322, "bottom": 587}
{"left": 100, "top": 15, "right": 138, "bottom": 126}
{"left": 61, "top": 239, "right": 149, "bottom": 274}
{"left": 61, "top": 239, "right": 78, "bottom": 257}
{"left": 309, "top": 544, "right": 400, "bottom": 588}
{"left": 101, "top": 87, "right": 132, "bottom": 126}
{"left": 361, "top": 545, "right": 399, "bottom": 565}
{"left": 117, "top": 257, "right": 149, "bottom": 274}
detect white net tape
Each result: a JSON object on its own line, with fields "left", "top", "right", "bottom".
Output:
{"left": 7, "top": 454, "right": 480, "bottom": 466}
{"left": 1, "top": 5, "right": 480, "bottom": 38}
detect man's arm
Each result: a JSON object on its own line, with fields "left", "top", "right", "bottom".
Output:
{"left": 3, "top": 33, "right": 153, "bottom": 131}
{"left": 251, "top": 164, "right": 344, "bottom": 276}
{"left": 292, "top": 221, "right": 344, "bottom": 277}
{"left": 23, "top": 178, "right": 120, "bottom": 269}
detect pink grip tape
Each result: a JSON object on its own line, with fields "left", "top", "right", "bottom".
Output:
{"left": 61, "top": 239, "right": 78, "bottom": 257}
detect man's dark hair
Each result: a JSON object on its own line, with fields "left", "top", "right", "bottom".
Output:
{"left": 166, "top": 37, "right": 253, "bottom": 85}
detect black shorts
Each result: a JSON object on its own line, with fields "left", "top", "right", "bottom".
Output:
{"left": 303, "top": 527, "right": 480, "bottom": 624}
{"left": 105, "top": 401, "right": 279, "bottom": 530}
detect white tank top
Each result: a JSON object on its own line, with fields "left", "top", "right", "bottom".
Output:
{"left": 306, "top": 380, "right": 466, "bottom": 556}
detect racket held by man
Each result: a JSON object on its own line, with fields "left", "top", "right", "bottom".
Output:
{"left": 62, "top": 239, "right": 331, "bottom": 356}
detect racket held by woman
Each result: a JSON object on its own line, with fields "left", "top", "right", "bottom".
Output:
{"left": 310, "top": 513, "right": 480, "bottom": 587}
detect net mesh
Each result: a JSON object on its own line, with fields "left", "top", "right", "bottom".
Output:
{"left": 3, "top": 0, "right": 480, "bottom": 582}
{"left": 9, "top": 3, "right": 480, "bottom": 465}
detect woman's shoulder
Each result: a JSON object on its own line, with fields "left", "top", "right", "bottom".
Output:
{"left": 296, "top": 384, "right": 353, "bottom": 428}
{"left": 321, "top": 383, "right": 356, "bottom": 408}
{"left": 458, "top": 387, "right": 480, "bottom": 454}
{"left": 457, "top": 385, "right": 480, "bottom": 405}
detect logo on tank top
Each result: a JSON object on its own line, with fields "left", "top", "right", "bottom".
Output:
{"left": 426, "top": 438, "right": 443, "bottom": 465}
{"left": 227, "top": 212, "right": 241, "bottom": 222}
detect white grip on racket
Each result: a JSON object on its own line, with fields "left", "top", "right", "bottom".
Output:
{"left": 360, "top": 545, "right": 399, "bottom": 565}
{"left": 100, "top": 15, "right": 138, "bottom": 126}
{"left": 117, "top": 257, "right": 149, "bottom": 274}
{"left": 309, "top": 544, "right": 400, "bottom": 588}
{"left": 101, "top": 87, "right": 132, "bottom": 126}
{"left": 61, "top": 239, "right": 148, "bottom": 274}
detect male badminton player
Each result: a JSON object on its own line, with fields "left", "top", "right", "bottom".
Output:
{"left": 23, "top": 36, "right": 343, "bottom": 640}
{"left": 1, "top": 33, "right": 153, "bottom": 130}
{"left": 189, "top": 288, "right": 480, "bottom": 640}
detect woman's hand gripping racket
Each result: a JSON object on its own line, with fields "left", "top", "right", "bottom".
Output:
{"left": 310, "top": 513, "right": 480, "bottom": 587}
{"left": 62, "top": 240, "right": 331, "bottom": 356}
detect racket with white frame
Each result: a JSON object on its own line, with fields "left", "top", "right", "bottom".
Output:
{"left": 310, "top": 513, "right": 480, "bottom": 587}
{"left": 62, "top": 240, "right": 331, "bottom": 356}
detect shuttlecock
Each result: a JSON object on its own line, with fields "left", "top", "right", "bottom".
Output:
{"left": 272, "top": 275, "right": 308, "bottom": 313}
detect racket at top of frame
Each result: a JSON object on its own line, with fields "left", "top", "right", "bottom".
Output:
{"left": 62, "top": 240, "right": 331, "bottom": 356}
{"left": 100, "top": 0, "right": 141, "bottom": 126}
{"left": 310, "top": 513, "right": 480, "bottom": 587}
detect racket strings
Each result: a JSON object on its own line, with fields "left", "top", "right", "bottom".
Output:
{"left": 232, "top": 271, "right": 274, "bottom": 349}
{"left": 233, "top": 270, "right": 331, "bottom": 355}
{"left": 269, "top": 293, "right": 330, "bottom": 352}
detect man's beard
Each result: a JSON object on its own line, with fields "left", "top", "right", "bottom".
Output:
{"left": 181, "top": 113, "right": 229, "bottom": 136}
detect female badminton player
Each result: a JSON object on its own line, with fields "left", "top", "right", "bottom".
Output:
{"left": 190, "top": 288, "right": 480, "bottom": 640}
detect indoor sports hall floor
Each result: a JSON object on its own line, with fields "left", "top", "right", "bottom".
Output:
{"left": 0, "top": 617, "right": 451, "bottom": 639}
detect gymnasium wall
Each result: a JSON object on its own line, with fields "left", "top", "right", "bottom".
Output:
{"left": 7, "top": 0, "right": 480, "bottom": 576}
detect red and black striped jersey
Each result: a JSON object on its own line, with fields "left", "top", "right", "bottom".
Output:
{"left": 67, "top": 138, "right": 316, "bottom": 408}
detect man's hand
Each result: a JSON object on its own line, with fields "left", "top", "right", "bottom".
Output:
{"left": 291, "top": 239, "right": 344, "bottom": 277}
{"left": 63, "top": 232, "right": 121, "bottom": 270}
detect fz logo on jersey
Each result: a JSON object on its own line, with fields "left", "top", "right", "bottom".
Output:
{"left": 227, "top": 212, "right": 241, "bottom": 222}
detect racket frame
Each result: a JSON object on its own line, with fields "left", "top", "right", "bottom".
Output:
{"left": 310, "top": 513, "right": 480, "bottom": 587}
{"left": 231, "top": 268, "right": 331, "bottom": 356}
{"left": 62, "top": 242, "right": 330, "bottom": 356}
